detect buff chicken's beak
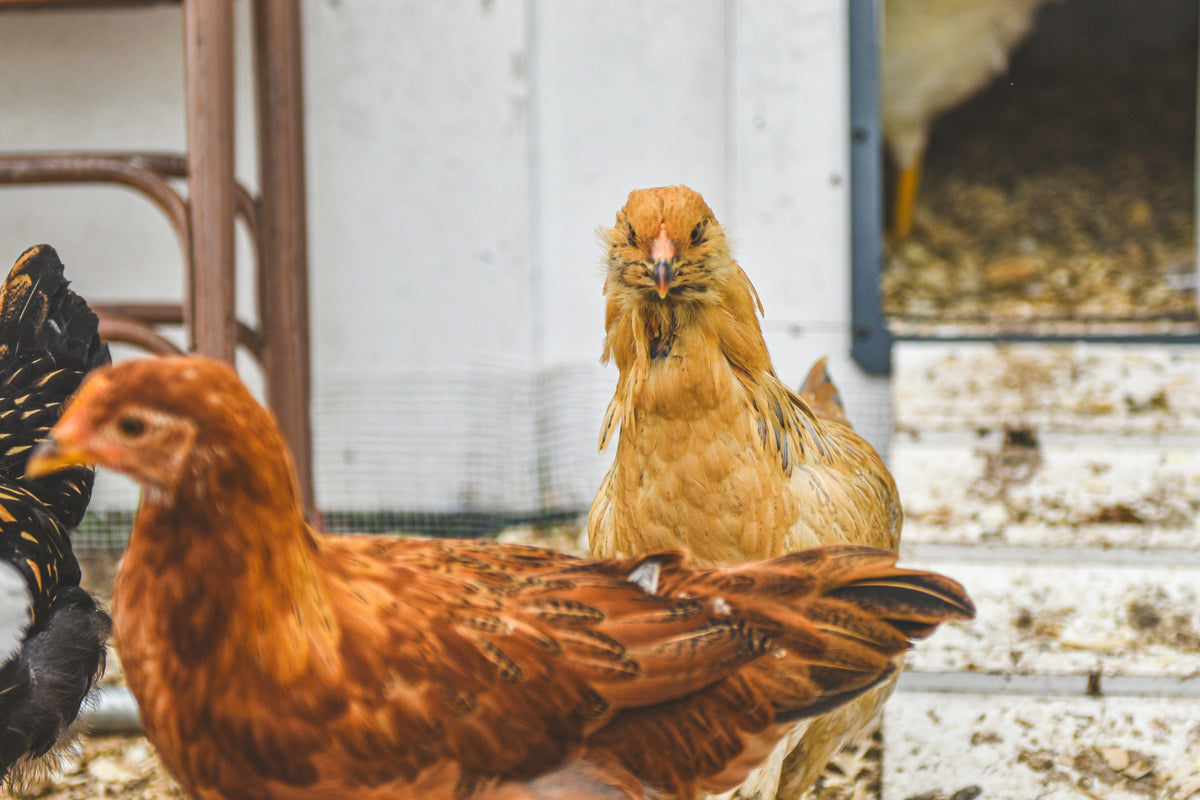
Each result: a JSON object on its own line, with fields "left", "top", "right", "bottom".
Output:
{"left": 650, "top": 222, "right": 675, "bottom": 299}
{"left": 26, "top": 434, "right": 93, "bottom": 479}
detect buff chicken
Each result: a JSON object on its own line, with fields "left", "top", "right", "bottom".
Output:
{"left": 0, "top": 245, "right": 111, "bottom": 785}
{"left": 590, "top": 185, "right": 903, "bottom": 799}
{"left": 883, "top": 0, "right": 1054, "bottom": 239}
{"left": 27, "top": 355, "right": 973, "bottom": 800}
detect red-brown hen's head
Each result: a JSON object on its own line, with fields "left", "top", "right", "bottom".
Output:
{"left": 26, "top": 356, "right": 294, "bottom": 507}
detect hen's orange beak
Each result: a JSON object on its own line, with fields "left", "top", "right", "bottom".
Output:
{"left": 26, "top": 432, "right": 92, "bottom": 479}
{"left": 650, "top": 223, "right": 675, "bottom": 299}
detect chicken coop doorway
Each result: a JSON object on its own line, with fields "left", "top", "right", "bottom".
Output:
{"left": 852, "top": 0, "right": 1200, "bottom": 372}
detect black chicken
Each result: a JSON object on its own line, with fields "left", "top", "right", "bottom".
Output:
{"left": 0, "top": 244, "right": 112, "bottom": 785}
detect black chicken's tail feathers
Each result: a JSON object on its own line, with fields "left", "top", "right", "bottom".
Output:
{"left": 0, "top": 586, "right": 111, "bottom": 788}
{"left": 0, "top": 244, "right": 110, "bottom": 372}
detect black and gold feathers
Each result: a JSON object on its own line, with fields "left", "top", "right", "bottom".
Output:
{"left": 0, "top": 245, "right": 112, "bottom": 784}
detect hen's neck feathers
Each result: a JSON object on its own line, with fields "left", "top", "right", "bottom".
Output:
{"left": 600, "top": 248, "right": 829, "bottom": 471}
{"left": 602, "top": 255, "right": 770, "bottom": 379}
{"left": 116, "top": 415, "right": 338, "bottom": 687}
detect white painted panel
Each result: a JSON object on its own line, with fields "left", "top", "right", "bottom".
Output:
{"left": 884, "top": 693, "right": 1200, "bottom": 800}
{"left": 0, "top": 1, "right": 860, "bottom": 513}
{"left": 304, "top": 0, "right": 533, "bottom": 372}
{"left": 312, "top": 363, "right": 614, "bottom": 514}
{"left": 0, "top": 4, "right": 259, "bottom": 311}
{"left": 532, "top": 0, "right": 729, "bottom": 367}
{"left": 731, "top": 0, "right": 851, "bottom": 327}
{"left": 0, "top": 8, "right": 184, "bottom": 149}
{"left": 730, "top": 0, "right": 878, "bottom": 449}
{"left": 314, "top": 366, "right": 537, "bottom": 512}
{"left": 765, "top": 326, "right": 894, "bottom": 457}
{"left": 535, "top": 362, "right": 617, "bottom": 510}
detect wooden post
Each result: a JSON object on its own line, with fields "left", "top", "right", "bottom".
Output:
{"left": 183, "top": 0, "right": 237, "bottom": 363}
{"left": 254, "top": 0, "right": 316, "bottom": 520}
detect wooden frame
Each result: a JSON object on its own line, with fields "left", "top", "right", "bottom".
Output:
{"left": 0, "top": 0, "right": 315, "bottom": 519}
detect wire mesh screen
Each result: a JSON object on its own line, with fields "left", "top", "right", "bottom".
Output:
{"left": 840, "top": 376, "right": 894, "bottom": 464}
{"left": 70, "top": 362, "right": 893, "bottom": 555}
{"left": 313, "top": 364, "right": 613, "bottom": 538}
{"left": 74, "top": 472, "right": 139, "bottom": 555}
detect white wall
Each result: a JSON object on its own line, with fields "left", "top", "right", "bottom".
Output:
{"left": 0, "top": 0, "right": 888, "bottom": 516}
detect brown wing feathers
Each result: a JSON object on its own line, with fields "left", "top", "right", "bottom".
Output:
{"left": 661, "top": 547, "right": 965, "bottom": 704}
{"left": 333, "top": 537, "right": 972, "bottom": 797}
{"left": 490, "top": 544, "right": 969, "bottom": 731}
{"left": 573, "top": 545, "right": 972, "bottom": 796}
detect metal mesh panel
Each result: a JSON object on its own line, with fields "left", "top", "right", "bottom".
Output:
{"left": 73, "top": 472, "right": 139, "bottom": 556}
{"left": 70, "top": 363, "right": 893, "bottom": 554}
{"left": 309, "top": 364, "right": 613, "bottom": 537}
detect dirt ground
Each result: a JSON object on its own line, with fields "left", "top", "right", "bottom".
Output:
{"left": 12, "top": 728, "right": 881, "bottom": 800}
{"left": 8, "top": 727, "right": 880, "bottom": 800}
{"left": 9, "top": 734, "right": 182, "bottom": 800}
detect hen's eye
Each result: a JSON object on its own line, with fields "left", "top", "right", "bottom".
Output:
{"left": 117, "top": 416, "right": 146, "bottom": 437}
{"left": 690, "top": 222, "right": 707, "bottom": 247}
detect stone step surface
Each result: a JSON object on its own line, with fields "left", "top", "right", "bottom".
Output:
{"left": 884, "top": 342, "right": 1199, "bottom": 799}
{"left": 900, "top": 556, "right": 1200, "bottom": 679}
{"left": 893, "top": 434, "right": 1200, "bottom": 548}
{"left": 883, "top": 693, "right": 1200, "bottom": 800}
{"left": 894, "top": 342, "right": 1200, "bottom": 435}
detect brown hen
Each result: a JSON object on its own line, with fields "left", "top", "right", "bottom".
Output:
{"left": 26, "top": 356, "right": 971, "bottom": 800}
{"left": 590, "top": 186, "right": 902, "bottom": 798}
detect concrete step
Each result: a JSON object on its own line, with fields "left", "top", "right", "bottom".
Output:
{"left": 883, "top": 692, "right": 1200, "bottom": 800}
{"left": 893, "top": 433, "right": 1200, "bottom": 548}
{"left": 894, "top": 342, "right": 1200, "bottom": 435}
{"left": 883, "top": 341, "right": 1200, "bottom": 800}
{"left": 898, "top": 554, "right": 1200, "bottom": 679}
